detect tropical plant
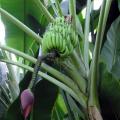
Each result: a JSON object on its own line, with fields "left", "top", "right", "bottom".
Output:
{"left": 0, "top": 0, "right": 120, "bottom": 120}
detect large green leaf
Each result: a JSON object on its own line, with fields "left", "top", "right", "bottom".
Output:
{"left": 1, "top": 0, "right": 25, "bottom": 52}
{"left": 0, "top": 0, "right": 46, "bottom": 55}
{"left": 99, "top": 63, "right": 120, "bottom": 119}
{"left": 100, "top": 15, "right": 120, "bottom": 119}
{"left": 101, "top": 16, "right": 120, "bottom": 79}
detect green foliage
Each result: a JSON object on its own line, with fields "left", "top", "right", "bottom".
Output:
{"left": 0, "top": 0, "right": 120, "bottom": 120}
{"left": 100, "top": 13, "right": 120, "bottom": 119}
{"left": 1, "top": 0, "right": 25, "bottom": 51}
{"left": 0, "top": 0, "right": 43, "bottom": 55}
{"left": 42, "top": 17, "right": 78, "bottom": 57}
{"left": 99, "top": 63, "right": 120, "bottom": 119}
{"left": 51, "top": 94, "right": 68, "bottom": 120}
{"left": 101, "top": 16, "right": 120, "bottom": 79}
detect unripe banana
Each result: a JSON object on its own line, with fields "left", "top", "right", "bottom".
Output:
{"left": 51, "top": 33, "right": 56, "bottom": 49}
{"left": 55, "top": 33, "right": 60, "bottom": 49}
{"left": 61, "top": 47, "right": 69, "bottom": 57}
{"left": 47, "top": 33, "right": 53, "bottom": 51}
{"left": 58, "top": 34, "right": 63, "bottom": 52}
{"left": 46, "top": 34, "right": 51, "bottom": 51}
{"left": 62, "top": 27, "right": 66, "bottom": 38}
{"left": 42, "top": 17, "right": 78, "bottom": 58}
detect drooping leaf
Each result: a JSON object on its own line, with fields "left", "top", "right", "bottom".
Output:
{"left": 1, "top": 0, "right": 25, "bottom": 52}
{"left": 99, "top": 63, "right": 120, "bottom": 119}
{"left": 0, "top": 0, "right": 46, "bottom": 55}
{"left": 100, "top": 11, "right": 120, "bottom": 120}
{"left": 91, "top": 6, "right": 120, "bottom": 112}
{"left": 101, "top": 16, "right": 120, "bottom": 79}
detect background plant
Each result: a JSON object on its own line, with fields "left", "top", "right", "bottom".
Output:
{"left": 0, "top": 0, "right": 120, "bottom": 120}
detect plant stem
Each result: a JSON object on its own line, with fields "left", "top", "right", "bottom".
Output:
{"left": 66, "top": 93, "right": 82, "bottom": 120}
{"left": 100, "top": 0, "right": 113, "bottom": 47}
{"left": 0, "top": 59, "right": 85, "bottom": 107}
{"left": 0, "top": 44, "right": 87, "bottom": 108}
{"left": 0, "top": 44, "right": 36, "bottom": 63}
{"left": 69, "top": 0, "right": 76, "bottom": 31}
{"left": 89, "top": 0, "right": 112, "bottom": 108}
{"left": 55, "top": 0, "right": 63, "bottom": 17}
{"left": 41, "top": 64, "right": 87, "bottom": 108}
{"left": 0, "top": 8, "right": 42, "bottom": 44}
{"left": 64, "top": 61, "right": 86, "bottom": 93}
{"left": 50, "top": 1, "right": 58, "bottom": 16}
{"left": 71, "top": 51, "right": 87, "bottom": 78}
{"left": 33, "top": 0, "right": 54, "bottom": 22}
{"left": 61, "top": 90, "right": 73, "bottom": 120}
{"left": 55, "top": 106, "right": 61, "bottom": 120}
{"left": 76, "top": 16, "right": 84, "bottom": 40}
{"left": 0, "top": 44, "right": 80, "bottom": 96}
{"left": 42, "top": 63, "right": 79, "bottom": 93}
{"left": 83, "top": 0, "right": 91, "bottom": 76}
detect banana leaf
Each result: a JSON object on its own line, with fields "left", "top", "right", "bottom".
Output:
{"left": 100, "top": 15, "right": 120, "bottom": 119}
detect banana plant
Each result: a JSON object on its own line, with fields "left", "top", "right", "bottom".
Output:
{"left": 0, "top": 0, "right": 120, "bottom": 120}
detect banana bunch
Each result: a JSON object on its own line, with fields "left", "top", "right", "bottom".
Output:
{"left": 42, "top": 17, "right": 78, "bottom": 58}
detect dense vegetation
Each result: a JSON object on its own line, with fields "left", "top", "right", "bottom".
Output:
{"left": 0, "top": 0, "right": 120, "bottom": 120}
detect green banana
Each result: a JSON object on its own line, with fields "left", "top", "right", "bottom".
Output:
{"left": 55, "top": 33, "right": 60, "bottom": 49}
{"left": 42, "top": 17, "right": 78, "bottom": 58}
